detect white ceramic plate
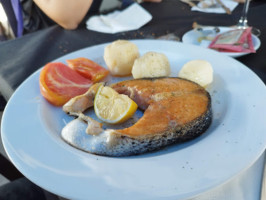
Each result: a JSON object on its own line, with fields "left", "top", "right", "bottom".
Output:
{"left": 182, "top": 27, "right": 261, "bottom": 58}
{"left": 2, "top": 40, "right": 266, "bottom": 200}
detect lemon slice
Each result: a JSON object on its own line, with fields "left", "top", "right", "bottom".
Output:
{"left": 94, "top": 85, "right": 138, "bottom": 124}
{"left": 178, "top": 60, "right": 213, "bottom": 87}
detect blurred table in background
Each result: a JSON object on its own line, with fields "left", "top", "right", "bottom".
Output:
{"left": 0, "top": 0, "right": 265, "bottom": 101}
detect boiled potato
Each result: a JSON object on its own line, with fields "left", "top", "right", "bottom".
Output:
{"left": 178, "top": 60, "right": 213, "bottom": 87}
{"left": 132, "top": 52, "right": 171, "bottom": 79}
{"left": 104, "top": 40, "right": 139, "bottom": 76}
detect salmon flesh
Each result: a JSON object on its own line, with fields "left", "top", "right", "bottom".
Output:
{"left": 62, "top": 77, "right": 212, "bottom": 156}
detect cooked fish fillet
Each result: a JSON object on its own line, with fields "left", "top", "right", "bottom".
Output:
{"left": 62, "top": 77, "right": 212, "bottom": 156}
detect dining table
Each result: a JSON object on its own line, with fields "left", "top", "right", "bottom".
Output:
{"left": 0, "top": 0, "right": 266, "bottom": 199}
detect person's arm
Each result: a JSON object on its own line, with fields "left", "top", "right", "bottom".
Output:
{"left": 33, "top": 0, "right": 93, "bottom": 30}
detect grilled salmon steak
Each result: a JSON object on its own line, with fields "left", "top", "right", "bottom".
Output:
{"left": 62, "top": 77, "right": 212, "bottom": 156}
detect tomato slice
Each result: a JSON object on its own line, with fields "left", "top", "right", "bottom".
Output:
{"left": 39, "top": 62, "right": 93, "bottom": 106}
{"left": 66, "top": 57, "right": 109, "bottom": 82}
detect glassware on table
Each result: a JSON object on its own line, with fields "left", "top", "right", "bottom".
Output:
{"left": 237, "top": 0, "right": 261, "bottom": 36}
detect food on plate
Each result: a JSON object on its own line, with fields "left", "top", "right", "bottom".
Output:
{"left": 71, "top": 112, "right": 103, "bottom": 136}
{"left": 63, "top": 82, "right": 103, "bottom": 114}
{"left": 208, "top": 28, "right": 255, "bottom": 53}
{"left": 62, "top": 77, "right": 212, "bottom": 156}
{"left": 178, "top": 60, "right": 213, "bottom": 87}
{"left": 94, "top": 85, "right": 138, "bottom": 124}
{"left": 63, "top": 83, "right": 138, "bottom": 125}
{"left": 39, "top": 62, "right": 93, "bottom": 106}
{"left": 66, "top": 57, "right": 109, "bottom": 82}
{"left": 63, "top": 83, "right": 104, "bottom": 135}
{"left": 131, "top": 52, "right": 171, "bottom": 79}
{"left": 104, "top": 40, "right": 139, "bottom": 76}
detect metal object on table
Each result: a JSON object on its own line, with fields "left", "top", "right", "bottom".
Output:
{"left": 237, "top": 0, "right": 251, "bottom": 28}
{"left": 237, "top": 0, "right": 261, "bottom": 36}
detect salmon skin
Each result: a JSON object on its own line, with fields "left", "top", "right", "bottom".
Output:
{"left": 62, "top": 77, "right": 212, "bottom": 156}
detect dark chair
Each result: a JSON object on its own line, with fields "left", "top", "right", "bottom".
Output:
{"left": 0, "top": 154, "right": 61, "bottom": 200}
{"left": 0, "top": 154, "right": 23, "bottom": 181}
